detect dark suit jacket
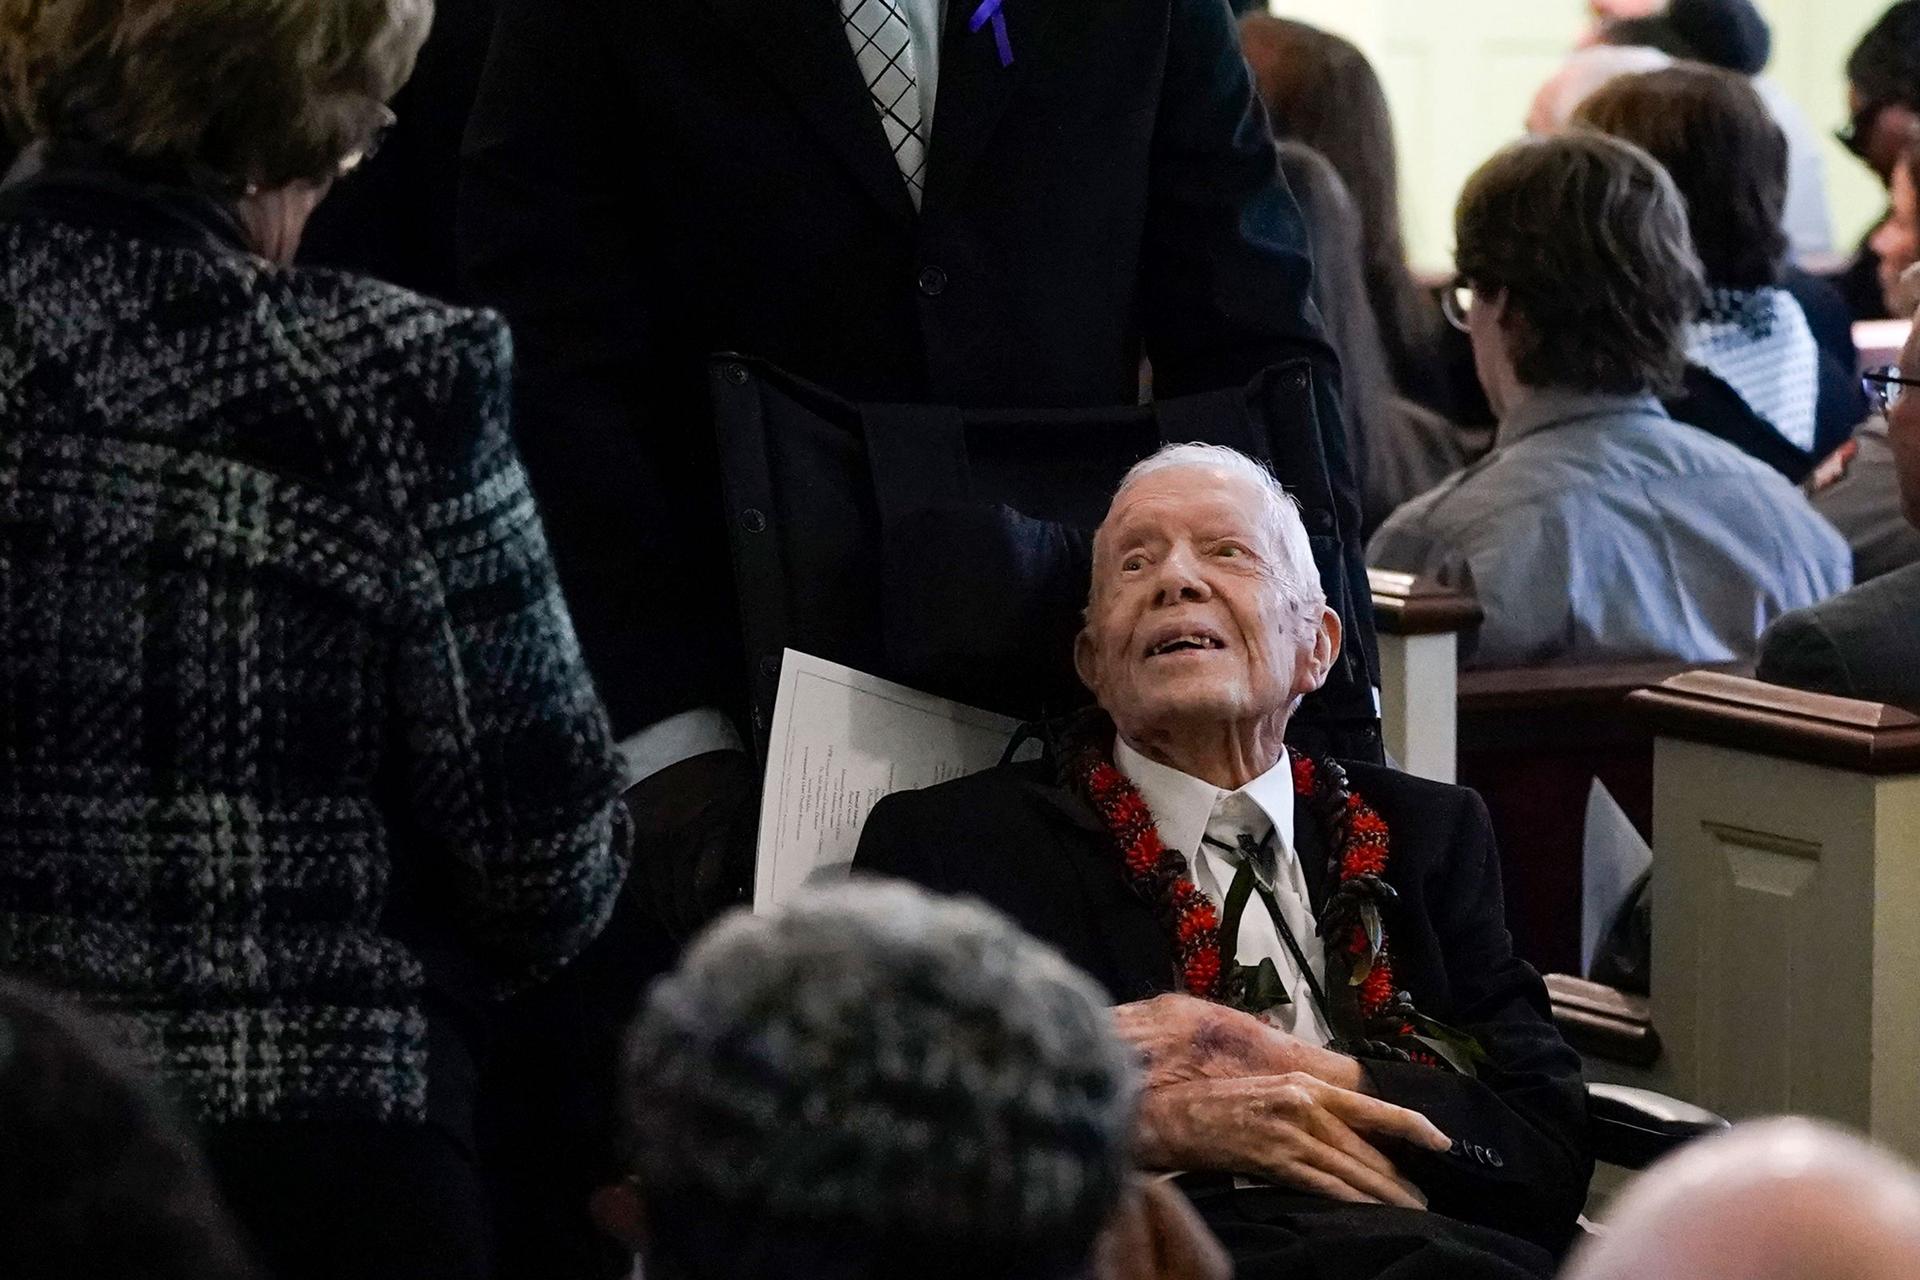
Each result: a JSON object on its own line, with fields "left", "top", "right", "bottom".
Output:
{"left": 459, "top": 0, "right": 1338, "bottom": 735}
{"left": 854, "top": 756, "right": 1592, "bottom": 1254}
{"left": 1757, "top": 560, "right": 1920, "bottom": 711}
{"left": 302, "top": 0, "right": 496, "bottom": 300}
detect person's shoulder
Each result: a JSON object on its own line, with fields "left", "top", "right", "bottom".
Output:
{"left": 1370, "top": 448, "right": 1563, "bottom": 556}
{"left": 278, "top": 266, "right": 509, "bottom": 365}
{"left": 871, "top": 758, "right": 1057, "bottom": 824}
{"left": 1760, "top": 562, "right": 1920, "bottom": 697}
{"left": 1336, "top": 758, "right": 1479, "bottom": 822}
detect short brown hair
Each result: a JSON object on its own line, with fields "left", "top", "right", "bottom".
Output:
{"left": 1455, "top": 132, "right": 1704, "bottom": 396}
{"left": 1574, "top": 64, "right": 1787, "bottom": 289}
{"left": 0, "top": 0, "right": 432, "bottom": 192}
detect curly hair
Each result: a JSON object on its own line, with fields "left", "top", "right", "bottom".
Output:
{"left": 1574, "top": 64, "right": 1787, "bottom": 290}
{"left": 626, "top": 882, "right": 1139, "bottom": 1280}
{"left": 0, "top": 979, "right": 257, "bottom": 1280}
{"left": 0, "top": 0, "right": 432, "bottom": 191}
{"left": 1455, "top": 131, "right": 1704, "bottom": 396}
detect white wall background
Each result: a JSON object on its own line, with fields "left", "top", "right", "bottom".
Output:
{"left": 1267, "top": 0, "right": 1893, "bottom": 271}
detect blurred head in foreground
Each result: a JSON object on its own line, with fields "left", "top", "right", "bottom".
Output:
{"left": 621, "top": 880, "right": 1140, "bottom": 1280}
{"left": 0, "top": 978, "right": 256, "bottom": 1280}
{"left": 1563, "top": 1118, "right": 1920, "bottom": 1280}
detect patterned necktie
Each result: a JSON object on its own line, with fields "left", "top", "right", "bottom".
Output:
{"left": 838, "top": 0, "right": 929, "bottom": 208}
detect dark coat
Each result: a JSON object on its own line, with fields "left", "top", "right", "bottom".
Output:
{"left": 1758, "top": 559, "right": 1920, "bottom": 711}
{"left": 458, "top": 0, "right": 1340, "bottom": 736}
{"left": 854, "top": 754, "right": 1591, "bottom": 1269}
{"left": 0, "top": 172, "right": 630, "bottom": 1127}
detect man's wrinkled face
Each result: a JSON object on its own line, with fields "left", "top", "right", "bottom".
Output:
{"left": 1074, "top": 466, "right": 1337, "bottom": 743}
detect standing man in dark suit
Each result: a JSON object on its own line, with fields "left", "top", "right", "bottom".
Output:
{"left": 1760, "top": 325, "right": 1920, "bottom": 711}
{"left": 856, "top": 444, "right": 1589, "bottom": 1280}
{"left": 458, "top": 0, "right": 1341, "bottom": 939}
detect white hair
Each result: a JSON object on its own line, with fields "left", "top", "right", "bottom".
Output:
{"left": 1102, "top": 442, "right": 1325, "bottom": 616}
{"left": 1564, "top": 1119, "right": 1920, "bottom": 1280}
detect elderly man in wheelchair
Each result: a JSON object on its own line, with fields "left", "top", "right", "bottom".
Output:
{"left": 857, "top": 441, "right": 1651, "bottom": 1280}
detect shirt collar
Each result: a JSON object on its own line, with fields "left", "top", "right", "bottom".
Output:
{"left": 1112, "top": 738, "right": 1297, "bottom": 861}
{"left": 1498, "top": 387, "right": 1665, "bottom": 447}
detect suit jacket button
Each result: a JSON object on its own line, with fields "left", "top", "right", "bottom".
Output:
{"left": 1487, "top": 1149, "right": 1504, "bottom": 1168}
{"left": 918, "top": 265, "right": 949, "bottom": 297}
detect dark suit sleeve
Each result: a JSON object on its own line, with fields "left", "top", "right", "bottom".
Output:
{"left": 853, "top": 791, "right": 955, "bottom": 889}
{"left": 1363, "top": 787, "right": 1592, "bottom": 1251}
{"left": 1757, "top": 607, "right": 1855, "bottom": 701}
{"left": 459, "top": 0, "right": 716, "bottom": 737}
{"left": 1138, "top": 0, "right": 1326, "bottom": 396}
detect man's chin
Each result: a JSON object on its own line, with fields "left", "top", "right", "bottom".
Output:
{"left": 1111, "top": 689, "right": 1260, "bottom": 736}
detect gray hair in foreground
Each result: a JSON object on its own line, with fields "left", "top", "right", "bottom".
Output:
{"left": 1562, "top": 1117, "right": 1920, "bottom": 1280}
{"left": 1105, "top": 442, "right": 1325, "bottom": 618}
{"left": 624, "top": 880, "right": 1139, "bottom": 1270}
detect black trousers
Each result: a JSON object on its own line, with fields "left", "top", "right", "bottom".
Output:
{"left": 203, "top": 1005, "right": 492, "bottom": 1280}
{"left": 478, "top": 872, "right": 674, "bottom": 1280}
{"left": 206, "top": 1118, "right": 490, "bottom": 1280}
{"left": 1188, "top": 1184, "right": 1558, "bottom": 1280}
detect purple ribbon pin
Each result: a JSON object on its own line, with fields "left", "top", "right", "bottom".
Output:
{"left": 969, "top": 0, "right": 1013, "bottom": 68}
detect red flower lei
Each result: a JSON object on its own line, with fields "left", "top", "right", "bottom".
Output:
{"left": 1076, "top": 749, "right": 1400, "bottom": 1026}
{"left": 1066, "top": 729, "right": 1492, "bottom": 1076}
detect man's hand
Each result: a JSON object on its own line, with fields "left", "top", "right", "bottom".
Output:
{"left": 1113, "top": 994, "right": 1368, "bottom": 1092}
{"left": 622, "top": 749, "right": 758, "bottom": 944}
{"left": 1092, "top": 1178, "right": 1230, "bottom": 1280}
{"left": 1135, "top": 1074, "right": 1451, "bottom": 1210}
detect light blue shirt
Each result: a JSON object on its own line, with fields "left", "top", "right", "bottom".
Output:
{"left": 1367, "top": 389, "right": 1852, "bottom": 668}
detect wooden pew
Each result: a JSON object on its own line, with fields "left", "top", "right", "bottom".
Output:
{"left": 1368, "top": 569, "right": 1480, "bottom": 785}
{"left": 1458, "top": 659, "right": 1747, "bottom": 976}
{"left": 1633, "top": 673, "right": 1920, "bottom": 1159}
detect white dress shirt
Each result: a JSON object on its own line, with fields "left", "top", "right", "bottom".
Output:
{"left": 1114, "top": 739, "right": 1333, "bottom": 1045}
{"left": 894, "top": 0, "right": 946, "bottom": 146}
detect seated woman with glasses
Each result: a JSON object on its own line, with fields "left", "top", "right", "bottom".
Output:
{"left": 1370, "top": 132, "right": 1850, "bottom": 669}
{"left": 0, "top": 2, "right": 633, "bottom": 1278}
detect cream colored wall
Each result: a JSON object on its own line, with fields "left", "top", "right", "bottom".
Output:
{"left": 1267, "top": 0, "right": 1895, "bottom": 272}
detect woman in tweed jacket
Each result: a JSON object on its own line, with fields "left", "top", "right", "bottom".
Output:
{"left": 0, "top": 1, "right": 632, "bottom": 1275}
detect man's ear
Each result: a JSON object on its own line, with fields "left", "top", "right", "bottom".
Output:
{"left": 1073, "top": 627, "right": 1101, "bottom": 694}
{"left": 1298, "top": 605, "right": 1341, "bottom": 696}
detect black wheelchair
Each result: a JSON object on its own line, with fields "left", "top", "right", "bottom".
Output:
{"left": 710, "top": 355, "right": 1725, "bottom": 1177}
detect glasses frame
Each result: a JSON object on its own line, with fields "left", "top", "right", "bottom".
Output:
{"left": 1441, "top": 277, "right": 1476, "bottom": 333}
{"left": 336, "top": 104, "right": 398, "bottom": 178}
{"left": 1862, "top": 365, "right": 1920, "bottom": 415}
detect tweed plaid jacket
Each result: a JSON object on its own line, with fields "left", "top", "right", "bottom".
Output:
{"left": 0, "top": 191, "right": 632, "bottom": 1126}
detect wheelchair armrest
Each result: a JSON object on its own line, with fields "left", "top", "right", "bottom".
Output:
{"left": 1588, "top": 1082, "right": 1728, "bottom": 1171}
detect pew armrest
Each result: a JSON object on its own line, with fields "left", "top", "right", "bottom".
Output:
{"left": 1545, "top": 973, "right": 1660, "bottom": 1068}
{"left": 1587, "top": 1083, "right": 1728, "bottom": 1170}
{"left": 1367, "top": 568, "right": 1482, "bottom": 637}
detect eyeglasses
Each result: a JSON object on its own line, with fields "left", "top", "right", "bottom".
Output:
{"left": 1441, "top": 278, "right": 1477, "bottom": 333}
{"left": 1861, "top": 365, "right": 1920, "bottom": 415}
{"left": 336, "top": 105, "right": 397, "bottom": 178}
{"left": 1837, "top": 98, "right": 1889, "bottom": 162}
